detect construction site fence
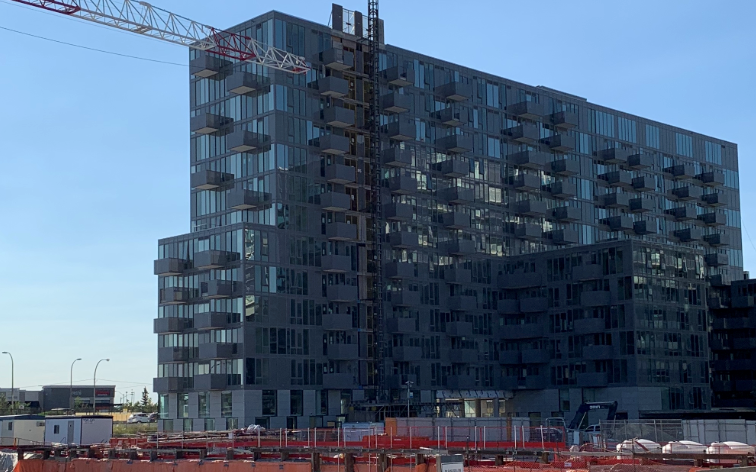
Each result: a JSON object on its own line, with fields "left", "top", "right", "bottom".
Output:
{"left": 110, "top": 426, "right": 566, "bottom": 451}
{"left": 600, "top": 418, "right": 756, "bottom": 445}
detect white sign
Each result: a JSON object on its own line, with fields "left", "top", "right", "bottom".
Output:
{"left": 441, "top": 462, "right": 463, "bottom": 472}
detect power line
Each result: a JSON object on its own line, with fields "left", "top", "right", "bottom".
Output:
{"left": 0, "top": 24, "right": 186, "bottom": 67}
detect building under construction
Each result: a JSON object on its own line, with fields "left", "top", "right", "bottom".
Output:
{"left": 151, "top": 3, "right": 742, "bottom": 431}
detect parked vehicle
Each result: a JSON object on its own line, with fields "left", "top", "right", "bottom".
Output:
{"left": 148, "top": 412, "right": 158, "bottom": 423}
{"left": 126, "top": 413, "right": 150, "bottom": 424}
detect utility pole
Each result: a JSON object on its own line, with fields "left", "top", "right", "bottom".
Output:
{"left": 70, "top": 358, "right": 82, "bottom": 412}
{"left": 2, "top": 352, "right": 14, "bottom": 411}
{"left": 93, "top": 358, "right": 109, "bottom": 414}
{"left": 405, "top": 380, "right": 414, "bottom": 418}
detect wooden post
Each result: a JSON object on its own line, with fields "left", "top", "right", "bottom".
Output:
{"left": 107, "top": 449, "right": 116, "bottom": 460}
{"left": 539, "top": 452, "right": 549, "bottom": 464}
{"left": 225, "top": 448, "right": 234, "bottom": 460}
{"left": 415, "top": 454, "right": 425, "bottom": 465}
{"left": 344, "top": 453, "right": 355, "bottom": 472}
{"left": 378, "top": 453, "right": 388, "bottom": 472}
{"left": 175, "top": 450, "right": 184, "bottom": 460}
{"left": 311, "top": 453, "right": 321, "bottom": 472}
{"left": 127, "top": 450, "right": 138, "bottom": 461}
{"left": 281, "top": 451, "right": 290, "bottom": 461}
{"left": 494, "top": 456, "right": 503, "bottom": 466}
{"left": 198, "top": 448, "right": 207, "bottom": 460}
{"left": 149, "top": 450, "right": 158, "bottom": 461}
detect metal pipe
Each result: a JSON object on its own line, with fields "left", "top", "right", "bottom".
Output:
{"left": 2, "top": 352, "right": 13, "bottom": 410}
{"left": 69, "top": 358, "right": 82, "bottom": 412}
{"left": 93, "top": 358, "right": 110, "bottom": 414}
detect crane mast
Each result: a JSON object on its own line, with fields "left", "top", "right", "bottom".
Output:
{"left": 12, "top": 0, "right": 309, "bottom": 73}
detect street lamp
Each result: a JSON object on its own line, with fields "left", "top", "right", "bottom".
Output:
{"left": 2, "top": 352, "right": 13, "bottom": 411}
{"left": 405, "top": 380, "right": 414, "bottom": 419}
{"left": 93, "top": 358, "right": 109, "bottom": 414}
{"left": 70, "top": 358, "right": 82, "bottom": 412}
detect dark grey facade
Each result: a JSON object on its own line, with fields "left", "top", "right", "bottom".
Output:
{"left": 42, "top": 385, "right": 115, "bottom": 411}
{"left": 153, "top": 5, "right": 742, "bottom": 430}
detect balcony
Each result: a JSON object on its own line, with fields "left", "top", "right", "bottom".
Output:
{"left": 449, "top": 295, "right": 477, "bottom": 311}
{"left": 573, "top": 264, "right": 602, "bottom": 281}
{"left": 705, "top": 253, "right": 728, "bottom": 267}
{"left": 580, "top": 290, "right": 612, "bottom": 307}
{"left": 499, "top": 351, "right": 521, "bottom": 365}
{"left": 327, "top": 284, "right": 358, "bottom": 302}
{"left": 577, "top": 372, "right": 608, "bottom": 388}
{"left": 441, "top": 187, "right": 474, "bottom": 204}
{"left": 670, "top": 185, "right": 703, "bottom": 201}
{"left": 666, "top": 206, "right": 697, "bottom": 221}
{"left": 698, "top": 171, "right": 725, "bottom": 187}
{"left": 160, "top": 287, "right": 189, "bottom": 305}
{"left": 227, "top": 189, "right": 270, "bottom": 210}
{"left": 386, "top": 318, "right": 417, "bottom": 334}
{"left": 626, "top": 153, "right": 653, "bottom": 170}
{"left": 630, "top": 197, "right": 654, "bottom": 213}
{"left": 513, "top": 173, "right": 541, "bottom": 191}
{"left": 508, "top": 150, "right": 548, "bottom": 170}
{"left": 325, "top": 164, "right": 356, "bottom": 184}
{"left": 194, "top": 250, "right": 234, "bottom": 270}
{"left": 574, "top": 318, "right": 605, "bottom": 334}
{"left": 317, "top": 76, "right": 349, "bottom": 98}
{"left": 389, "top": 175, "right": 417, "bottom": 195}
{"left": 498, "top": 271, "right": 543, "bottom": 289}
{"left": 523, "top": 375, "right": 549, "bottom": 390}
{"left": 437, "top": 107, "right": 467, "bottom": 127}
{"left": 504, "top": 123, "right": 540, "bottom": 144}
{"left": 391, "top": 291, "right": 421, "bottom": 307}
{"left": 603, "top": 215, "right": 633, "bottom": 232}
{"left": 326, "top": 222, "right": 357, "bottom": 241}
{"left": 708, "top": 296, "right": 727, "bottom": 310}
{"left": 436, "top": 134, "right": 472, "bottom": 153}
{"left": 664, "top": 163, "right": 696, "bottom": 180}
{"left": 633, "top": 175, "right": 655, "bottom": 192}
{"left": 191, "top": 170, "right": 234, "bottom": 190}
{"left": 699, "top": 212, "right": 727, "bottom": 226}
{"left": 382, "top": 147, "right": 412, "bottom": 167}
{"left": 436, "top": 159, "right": 468, "bottom": 178}
{"left": 381, "top": 93, "right": 411, "bottom": 113}
{"left": 550, "top": 158, "right": 580, "bottom": 176}
{"left": 521, "top": 349, "right": 550, "bottom": 364}
{"left": 190, "top": 55, "right": 229, "bottom": 78}
{"left": 545, "top": 228, "right": 579, "bottom": 245}
{"left": 601, "top": 193, "right": 630, "bottom": 209}
{"left": 446, "top": 321, "right": 473, "bottom": 337}
{"left": 191, "top": 113, "right": 227, "bottom": 135}
{"left": 633, "top": 220, "right": 655, "bottom": 235}
{"left": 553, "top": 206, "right": 581, "bottom": 222}
{"left": 596, "top": 148, "right": 631, "bottom": 164}
{"left": 550, "top": 110, "right": 578, "bottom": 129}
{"left": 500, "top": 324, "right": 544, "bottom": 340}
{"left": 153, "top": 377, "right": 187, "bottom": 393}
{"left": 158, "top": 347, "right": 191, "bottom": 363}
{"left": 601, "top": 170, "right": 633, "bottom": 189}
{"left": 435, "top": 81, "right": 471, "bottom": 101}
{"left": 542, "top": 134, "right": 575, "bottom": 152}
{"left": 442, "top": 239, "right": 476, "bottom": 256}
{"left": 194, "top": 373, "right": 228, "bottom": 391}
{"left": 392, "top": 346, "right": 422, "bottom": 362}
{"left": 444, "top": 268, "right": 472, "bottom": 285}
{"left": 513, "top": 199, "right": 547, "bottom": 217}
{"left": 385, "top": 65, "right": 414, "bottom": 87}
{"left": 320, "top": 192, "right": 351, "bottom": 212}
{"left": 386, "top": 374, "right": 418, "bottom": 389}
{"left": 199, "top": 342, "right": 235, "bottom": 359}
{"left": 702, "top": 192, "right": 725, "bottom": 207}
{"left": 322, "top": 313, "right": 353, "bottom": 331}
{"left": 550, "top": 181, "right": 577, "bottom": 199}
{"left": 227, "top": 130, "right": 267, "bottom": 152}
{"left": 321, "top": 254, "right": 351, "bottom": 273}
{"left": 204, "top": 280, "right": 233, "bottom": 299}
{"left": 448, "top": 350, "right": 478, "bottom": 364}
{"left": 226, "top": 71, "right": 266, "bottom": 95}
{"left": 583, "top": 345, "right": 613, "bottom": 360}
{"left": 318, "top": 134, "right": 350, "bottom": 155}
{"left": 385, "top": 261, "right": 414, "bottom": 279}
{"left": 323, "top": 373, "right": 357, "bottom": 389}
{"left": 194, "top": 312, "right": 230, "bottom": 331}
{"left": 323, "top": 107, "right": 355, "bottom": 128}
{"left": 322, "top": 47, "right": 354, "bottom": 70}
{"left": 386, "top": 120, "right": 415, "bottom": 141}
{"left": 515, "top": 223, "right": 542, "bottom": 241}
{"left": 443, "top": 212, "right": 470, "bottom": 229}
{"left": 520, "top": 297, "right": 547, "bottom": 313}
{"left": 710, "top": 274, "right": 731, "bottom": 287}
{"left": 153, "top": 317, "right": 189, "bottom": 334}
{"left": 704, "top": 233, "right": 729, "bottom": 247}
{"left": 154, "top": 258, "right": 185, "bottom": 276}
{"left": 507, "top": 101, "right": 545, "bottom": 120}
{"left": 388, "top": 231, "right": 418, "bottom": 249}
{"left": 733, "top": 296, "right": 755, "bottom": 308}
{"left": 498, "top": 299, "right": 519, "bottom": 314}
{"left": 384, "top": 202, "right": 413, "bottom": 221}
{"left": 673, "top": 227, "right": 702, "bottom": 242}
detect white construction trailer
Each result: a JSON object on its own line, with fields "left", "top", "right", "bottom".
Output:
{"left": 0, "top": 415, "right": 45, "bottom": 446}
{"left": 44, "top": 416, "right": 112, "bottom": 445}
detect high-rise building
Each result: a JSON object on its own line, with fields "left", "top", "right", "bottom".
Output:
{"left": 153, "top": 4, "right": 742, "bottom": 431}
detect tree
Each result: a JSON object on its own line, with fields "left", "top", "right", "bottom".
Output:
{"left": 140, "top": 388, "right": 150, "bottom": 409}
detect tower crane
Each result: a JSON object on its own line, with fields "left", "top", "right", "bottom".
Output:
{"left": 11, "top": 0, "right": 310, "bottom": 73}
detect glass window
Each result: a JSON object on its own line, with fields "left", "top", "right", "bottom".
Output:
{"left": 204, "top": 418, "right": 215, "bottom": 431}
{"left": 645, "top": 125, "right": 660, "bottom": 149}
{"left": 262, "top": 390, "right": 277, "bottom": 415}
{"left": 618, "top": 117, "right": 636, "bottom": 143}
{"left": 221, "top": 391, "right": 233, "bottom": 417}
{"left": 290, "top": 390, "right": 304, "bottom": 416}
{"left": 178, "top": 393, "right": 188, "bottom": 418}
{"left": 705, "top": 141, "right": 722, "bottom": 164}
{"left": 589, "top": 110, "right": 614, "bottom": 137}
{"left": 198, "top": 392, "right": 210, "bottom": 418}
{"left": 159, "top": 394, "right": 169, "bottom": 419}
{"left": 226, "top": 418, "right": 239, "bottom": 430}
{"left": 183, "top": 419, "right": 192, "bottom": 432}
{"left": 675, "top": 133, "right": 693, "bottom": 157}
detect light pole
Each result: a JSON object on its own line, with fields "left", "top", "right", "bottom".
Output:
{"left": 93, "top": 358, "right": 109, "bottom": 414}
{"left": 2, "top": 352, "right": 13, "bottom": 411}
{"left": 70, "top": 358, "right": 82, "bottom": 412}
{"left": 405, "top": 380, "right": 414, "bottom": 418}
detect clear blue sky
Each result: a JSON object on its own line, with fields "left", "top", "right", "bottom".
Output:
{"left": 0, "top": 0, "right": 754, "bottom": 400}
